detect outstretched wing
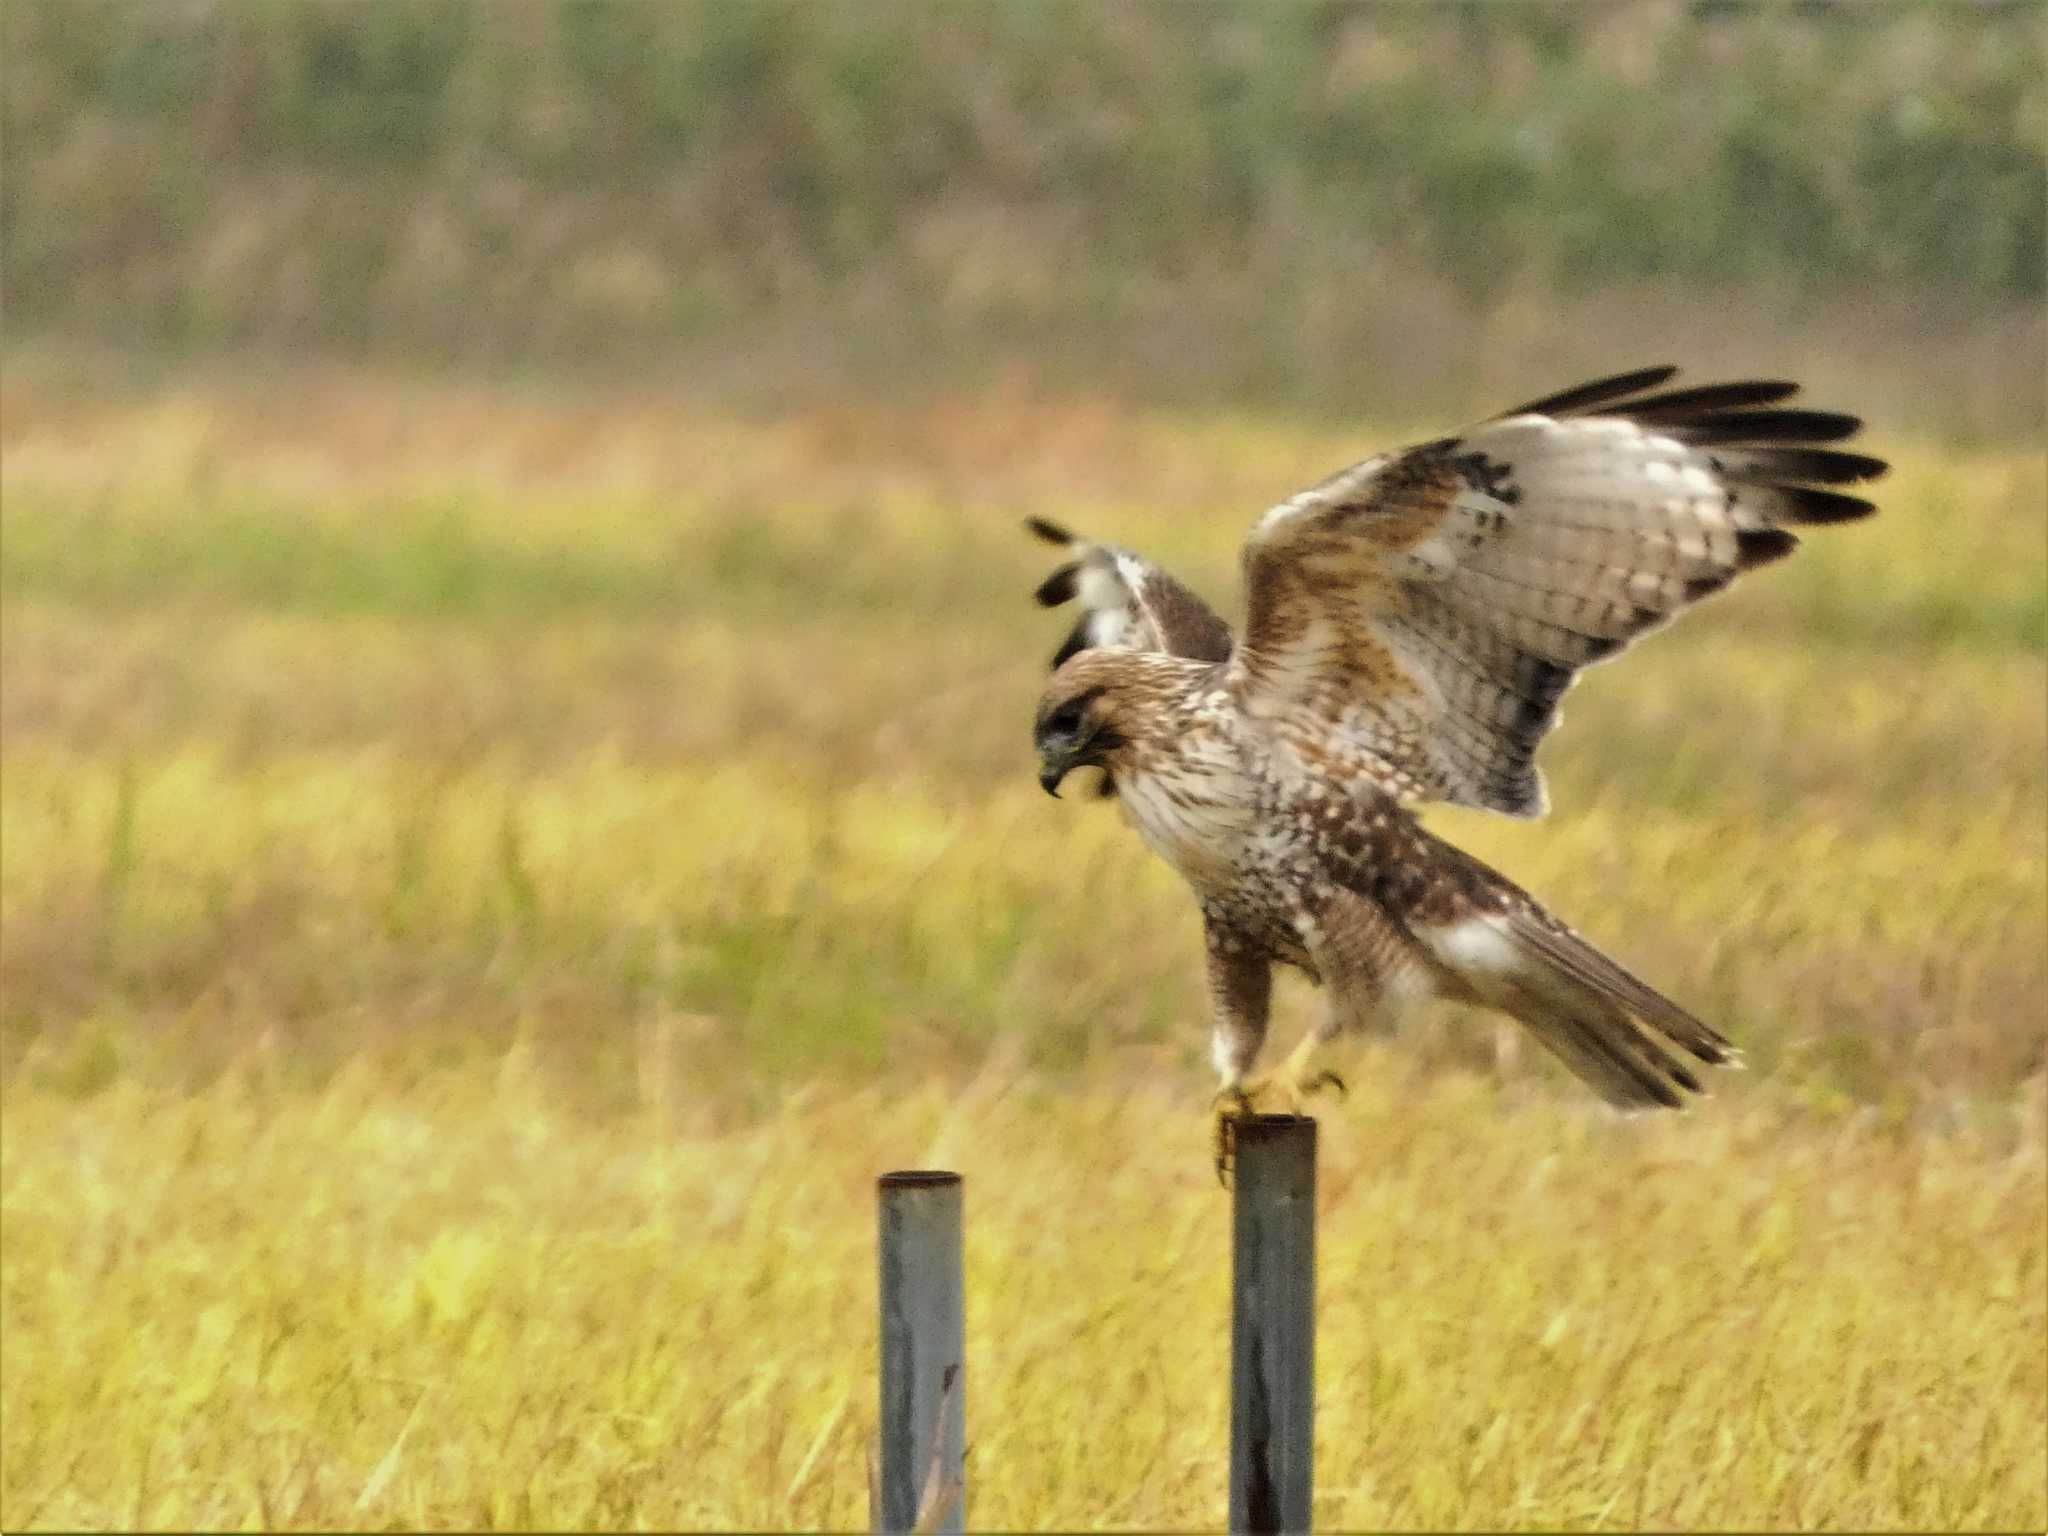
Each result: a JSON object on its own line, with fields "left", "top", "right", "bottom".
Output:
{"left": 1025, "top": 516, "right": 1234, "bottom": 670}
{"left": 1230, "top": 366, "right": 1887, "bottom": 817}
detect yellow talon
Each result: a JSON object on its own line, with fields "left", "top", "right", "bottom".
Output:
{"left": 1240, "top": 1065, "right": 1347, "bottom": 1117}
{"left": 1211, "top": 1043, "right": 1353, "bottom": 1183}
{"left": 1210, "top": 1062, "right": 1349, "bottom": 1184}
{"left": 1258, "top": 1034, "right": 1347, "bottom": 1115}
{"left": 1211, "top": 1086, "right": 1255, "bottom": 1186}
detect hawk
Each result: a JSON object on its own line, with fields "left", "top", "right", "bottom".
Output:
{"left": 1025, "top": 366, "right": 1885, "bottom": 1175}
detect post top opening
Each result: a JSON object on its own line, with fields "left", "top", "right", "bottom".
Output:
{"left": 878, "top": 1169, "right": 963, "bottom": 1189}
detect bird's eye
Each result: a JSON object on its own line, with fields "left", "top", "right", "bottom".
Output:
{"left": 1048, "top": 700, "right": 1086, "bottom": 735}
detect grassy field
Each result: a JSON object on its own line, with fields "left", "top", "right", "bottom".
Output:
{"left": 2, "top": 363, "right": 2043, "bottom": 1528}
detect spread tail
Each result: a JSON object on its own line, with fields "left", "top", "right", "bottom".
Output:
{"left": 1423, "top": 902, "right": 1738, "bottom": 1110}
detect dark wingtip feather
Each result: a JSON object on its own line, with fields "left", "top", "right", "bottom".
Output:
{"left": 1024, "top": 516, "right": 1075, "bottom": 546}
{"left": 1033, "top": 561, "right": 1081, "bottom": 607}
{"left": 1050, "top": 625, "right": 1089, "bottom": 671}
{"left": 1722, "top": 448, "right": 1889, "bottom": 486}
{"left": 1776, "top": 485, "right": 1879, "bottom": 524}
{"left": 1684, "top": 568, "right": 1737, "bottom": 602}
{"left": 1622, "top": 379, "right": 1802, "bottom": 421}
{"left": 1675, "top": 409, "right": 1863, "bottom": 446}
{"left": 1501, "top": 365, "right": 1679, "bottom": 419}
{"left": 1735, "top": 527, "right": 1801, "bottom": 569}
{"left": 1826, "top": 451, "right": 1888, "bottom": 484}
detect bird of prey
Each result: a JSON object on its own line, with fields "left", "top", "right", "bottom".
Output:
{"left": 1025, "top": 366, "right": 1885, "bottom": 1176}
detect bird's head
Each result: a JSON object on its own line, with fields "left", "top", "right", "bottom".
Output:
{"left": 1033, "top": 650, "right": 1183, "bottom": 798}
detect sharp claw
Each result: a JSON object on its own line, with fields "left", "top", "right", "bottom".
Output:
{"left": 1307, "top": 1069, "right": 1347, "bottom": 1100}
{"left": 1212, "top": 1087, "right": 1253, "bottom": 1189}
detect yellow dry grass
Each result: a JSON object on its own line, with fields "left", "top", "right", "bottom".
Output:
{"left": 1, "top": 363, "right": 2043, "bottom": 1528}
{"left": 4, "top": 1070, "right": 2042, "bottom": 1530}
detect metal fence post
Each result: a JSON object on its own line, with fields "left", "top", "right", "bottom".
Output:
{"left": 1229, "top": 1115, "right": 1316, "bottom": 1534}
{"left": 876, "top": 1170, "right": 965, "bottom": 1534}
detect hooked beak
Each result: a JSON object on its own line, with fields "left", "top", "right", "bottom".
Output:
{"left": 1039, "top": 722, "right": 1121, "bottom": 798}
{"left": 1038, "top": 744, "right": 1077, "bottom": 798}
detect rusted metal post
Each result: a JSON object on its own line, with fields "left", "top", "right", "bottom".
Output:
{"left": 876, "top": 1170, "right": 965, "bottom": 1534}
{"left": 1229, "top": 1115, "right": 1316, "bottom": 1533}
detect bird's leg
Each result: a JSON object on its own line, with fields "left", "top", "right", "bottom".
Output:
{"left": 1210, "top": 1081, "right": 1256, "bottom": 1187}
{"left": 1204, "top": 923, "right": 1272, "bottom": 1187}
{"left": 1241, "top": 1028, "right": 1348, "bottom": 1113}
{"left": 1213, "top": 1036, "right": 1345, "bottom": 1185}
{"left": 1229, "top": 889, "right": 1409, "bottom": 1123}
{"left": 1233, "top": 1027, "right": 1346, "bottom": 1116}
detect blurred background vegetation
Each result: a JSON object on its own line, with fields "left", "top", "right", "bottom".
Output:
{"left": 4, "top": 6, "right": 2045, "bottom": 1527}
{"left": 4, "top": 0, "right": 2043, "bottom": 429}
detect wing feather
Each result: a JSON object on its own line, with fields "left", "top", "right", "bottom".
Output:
{"left": 1496, "top": 364, "right": 1680, "bottom": 418}
{"left": 1230, "top": 368, "right": 1886, "bottom": 817}
{"left": 1024, "top": 518, "right": 1234, "bottom": 670}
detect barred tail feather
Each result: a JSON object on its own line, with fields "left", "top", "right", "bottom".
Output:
{"left": 1425, "top": 905, "right": 1736, "bottom": 1110}
{"left": 1503, "top": 907, "right": 1736, "bottom": 1069}
{"left": 1499, "top": 977, "right": 1693, "bottom": 1110}
{"left": 1506, "top": 907, "right": 1735, "bottom": 1108}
